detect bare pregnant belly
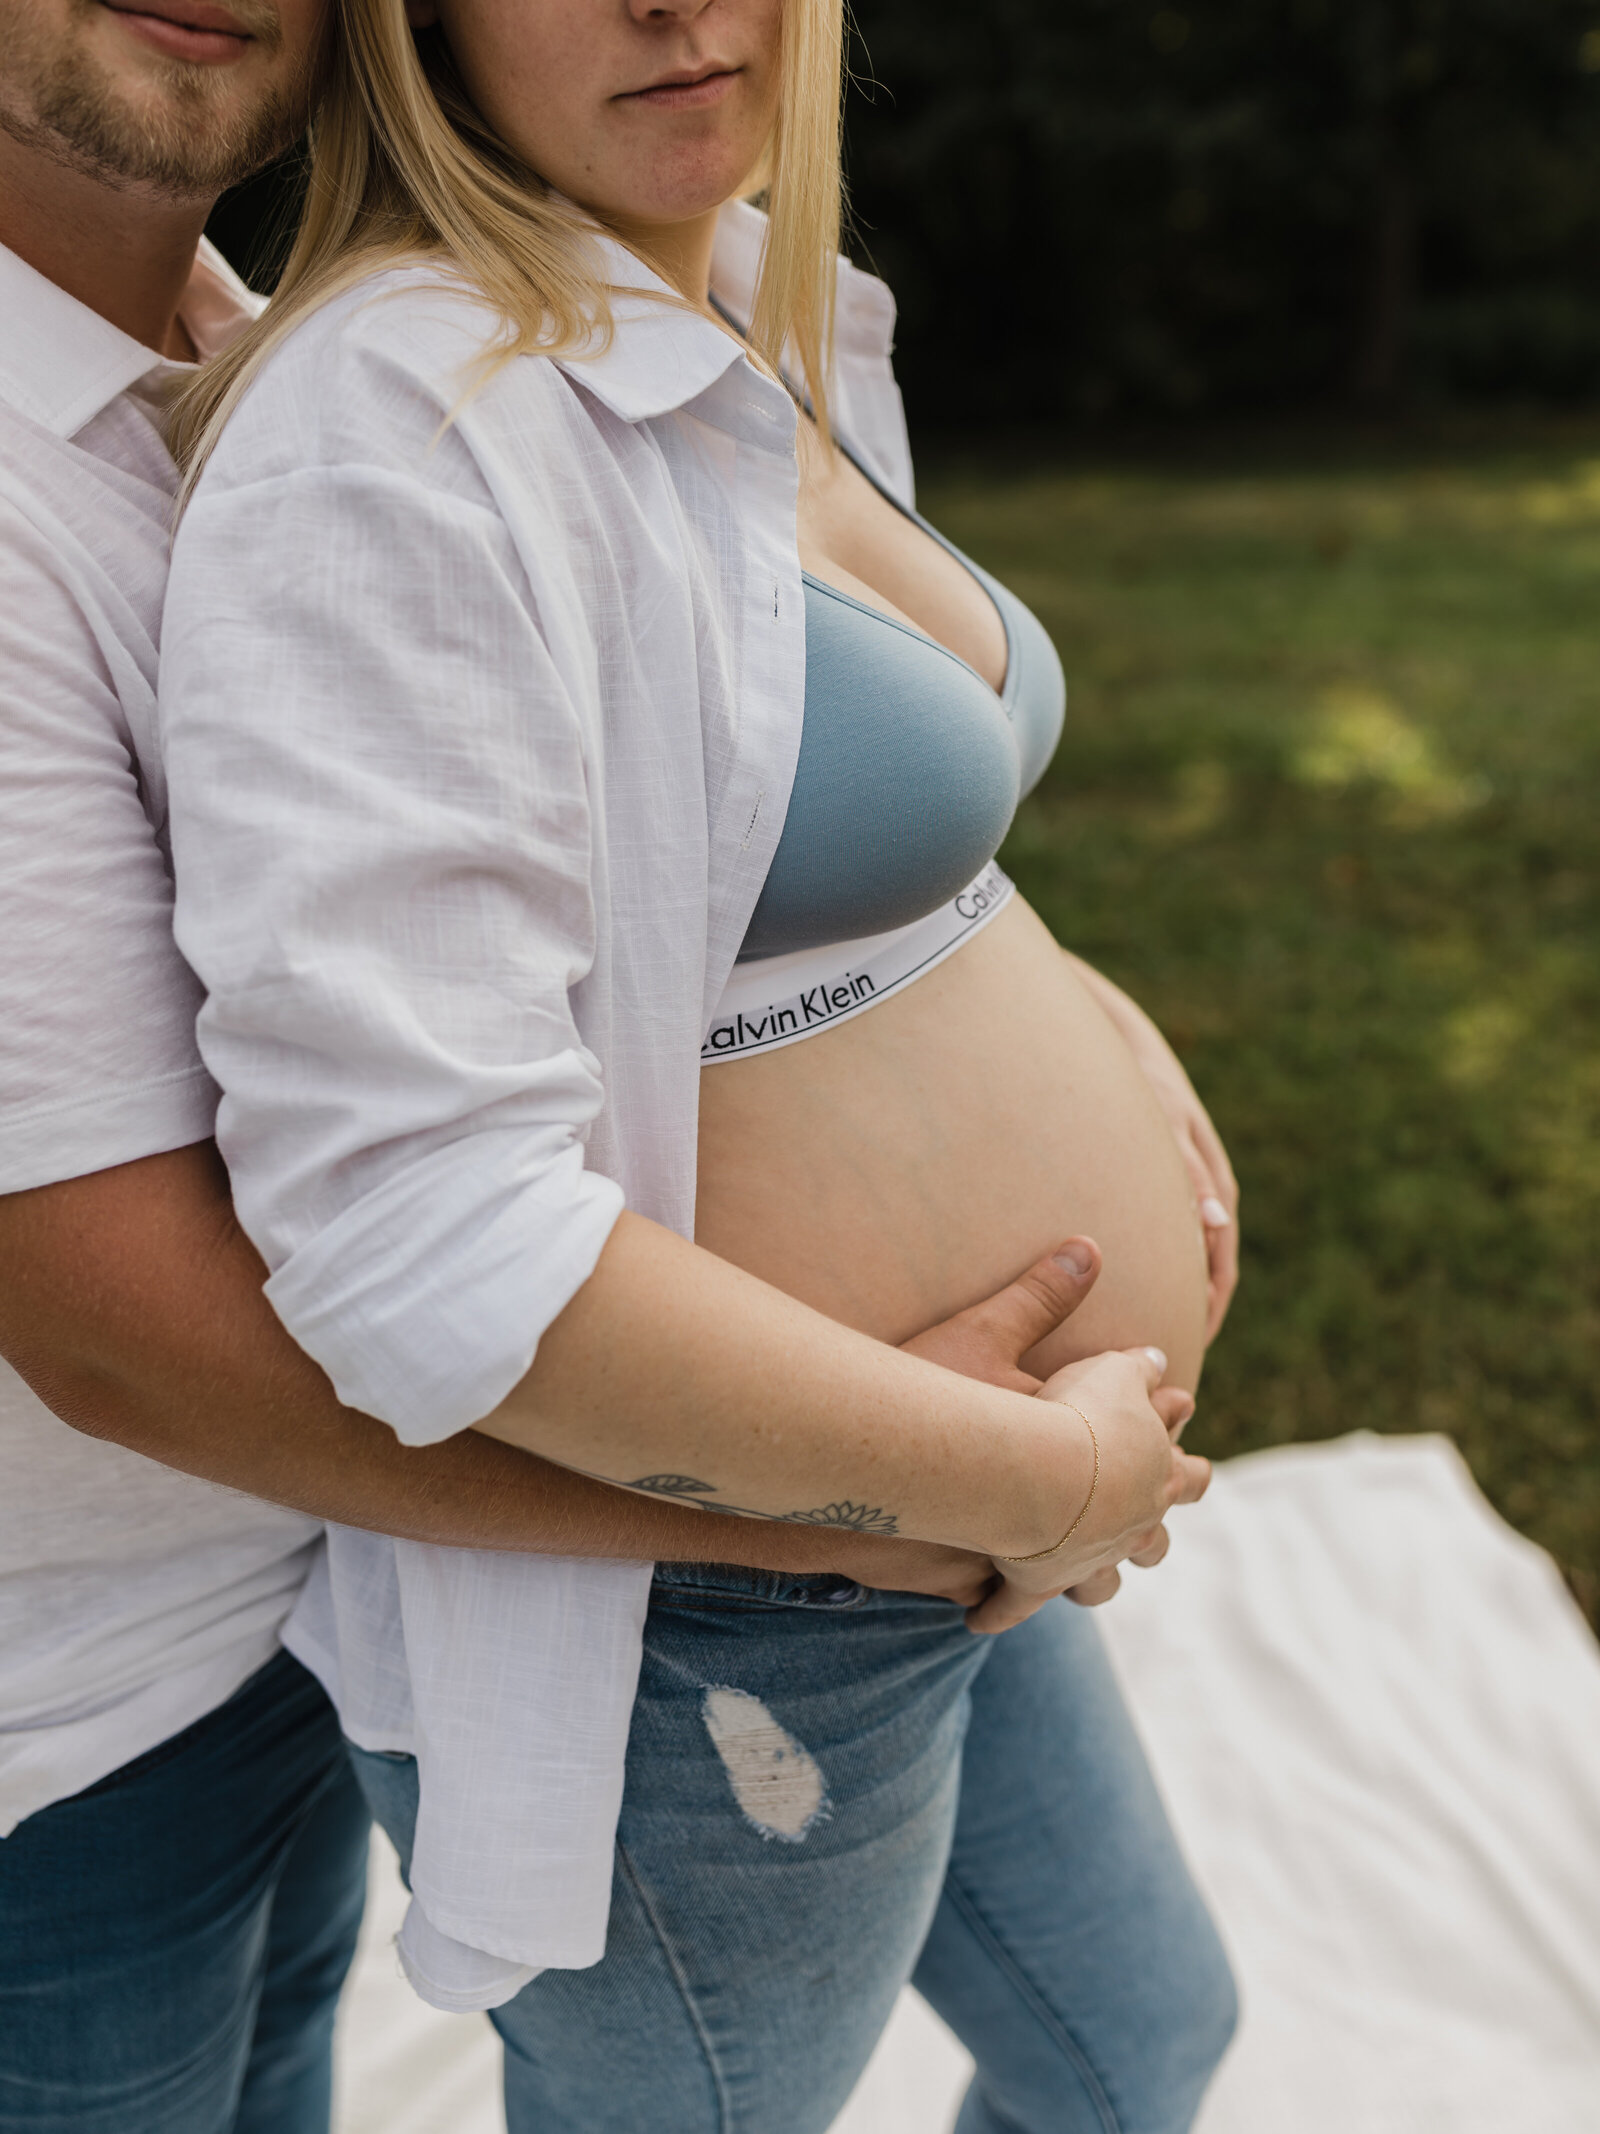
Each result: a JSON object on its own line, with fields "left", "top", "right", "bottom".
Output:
{"left": 696, "top": 897, "right": 1209, "bottom": 1392}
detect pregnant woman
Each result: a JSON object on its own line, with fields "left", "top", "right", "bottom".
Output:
{"left": 161, "top": 0, "right": 1237, "bottom": 2128}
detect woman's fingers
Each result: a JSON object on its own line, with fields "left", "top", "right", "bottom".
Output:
{"left": 899, "top": 1238, "right": 1103, "bottom": 1391}
{"left": 1205, "top": 1247, "right": 1238, "bottom": 1341}
{"left": 1066, "top": 1565, "right": 1122, "bottom": 1608}
{"left": 1188, "top": 1110, "right": 1240, "bottom": 1339}
{"left": 1126, "top": 1523, "right": 1170, "bottom": 1569}
{"left": 1199, "top": 1186, "right": 1239, "bottom": 1339}
{"left": 1130, "top": 1343, "right": 1169, "bottom": 1391}
{"left": 1017, "top": 1347, "right": 1209, "bottom": 1597}
{"left": 1153, "top": 1385, "right": 1196, "bottom": 1439}
{"left": 1167, "top": 1449, "right": 1212, "bottom": 1507}
{"left": 1193, "top": 1104, "right": 1239, "bottom": 1212}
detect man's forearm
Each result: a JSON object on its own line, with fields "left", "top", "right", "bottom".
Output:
{"left": 0, "top": 1141, "right": 952, "bottom": 1578}
{"left": 39, "top": 1352, "right": 917, "bottom": 1569}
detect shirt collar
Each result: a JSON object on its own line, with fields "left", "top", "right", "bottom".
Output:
{"left": 0, "top": 236, "right": 259, "bottom": 440}
{"left": 555, "top": 199, "right": 894, "bottom": 429}
{"left": 553, "top": 224, "right": 751, "bottom": 426}
{"left": 707, "top": 198, "right": 898, "bottom": 369}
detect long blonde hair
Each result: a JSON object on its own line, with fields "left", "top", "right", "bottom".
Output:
{"left": 173, "top": 0, "right": 846, "bottom": 485}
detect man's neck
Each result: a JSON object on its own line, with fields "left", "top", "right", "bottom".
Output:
{"left": 0, "top": 130, "right": 212, "bottom": 357}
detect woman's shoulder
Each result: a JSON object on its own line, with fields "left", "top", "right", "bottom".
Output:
{"left": 194, "top": 260, "right": 572, "bottom": 497}
{"left": 283, "top": 258, "right": 523, "bottom": 379}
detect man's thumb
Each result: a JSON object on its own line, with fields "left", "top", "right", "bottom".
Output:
{"left": 970, "top": 1238, "right": 1102, "bottom": 1362}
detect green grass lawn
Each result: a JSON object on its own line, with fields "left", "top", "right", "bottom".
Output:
{"left": 921, "top": 441, "right": 1600, "bottom": 1613}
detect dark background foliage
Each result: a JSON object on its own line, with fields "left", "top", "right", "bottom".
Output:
{"left": 212, "top": 3, "right": 1600, "bottom": 426}
{"left": 843, "top": 0, "right": 1600, "bottom": 427}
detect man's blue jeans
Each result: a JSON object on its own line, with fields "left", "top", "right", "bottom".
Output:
{"left": 0, "top": 1649, "right": 370, "bottom": 2133}
{"left": 353, "top": 1566, "right": 1237, "bottom": 2134}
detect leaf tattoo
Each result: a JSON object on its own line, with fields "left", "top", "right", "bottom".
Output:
{"left": 616, "top": 1473, "right": 899, "bottom": 1534}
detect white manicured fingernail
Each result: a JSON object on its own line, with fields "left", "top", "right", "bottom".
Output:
{"left": 1201, "top": 1197, "right": 1230, "bottom": 1227}
{"left": 1143, "top": 1347, "right": 1167, "bottom": 1371}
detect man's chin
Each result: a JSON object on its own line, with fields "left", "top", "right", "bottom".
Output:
{"left": 5, "top": 28, "right": 303, "bottom": 199}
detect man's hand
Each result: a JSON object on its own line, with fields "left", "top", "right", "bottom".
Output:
{"left": 898, "top": 1236, "right": 1105, "bottom": 1391}
{"left": 799, "top": 1531, "right": 998, "bottom": 1610}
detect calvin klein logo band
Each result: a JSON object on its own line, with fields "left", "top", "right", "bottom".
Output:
{"left": 703, "top": 863, "right": 1014, "bottom": 1063}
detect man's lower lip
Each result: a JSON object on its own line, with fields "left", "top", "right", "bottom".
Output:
{"left": 622, "top": 72, "right": 738, "bottom": 110}
{"left": 102, "top": 7, "right": 252, "bottom": 62}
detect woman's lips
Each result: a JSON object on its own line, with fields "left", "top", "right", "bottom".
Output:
{"left": 620, "top": 69, "right": 740, "bottom": 112}
{"left": 100, "top": 0, "right": 254, "bottom": 64}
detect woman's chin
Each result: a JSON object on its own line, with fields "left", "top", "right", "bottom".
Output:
{"left": 590, "top": 148, "right": 770, "bottom": 238}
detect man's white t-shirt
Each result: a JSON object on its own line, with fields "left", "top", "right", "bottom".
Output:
{"left": 0, "top": 238, "right": 320, "bottom": 1836}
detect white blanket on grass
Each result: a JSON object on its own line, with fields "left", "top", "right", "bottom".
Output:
{"left": 333, "top": 1433, "right": 1600, "bottom": 2134}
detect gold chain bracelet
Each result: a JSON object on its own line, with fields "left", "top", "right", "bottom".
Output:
{"left": 995, "top": 1404, "right": 1100, "bottom": 1564}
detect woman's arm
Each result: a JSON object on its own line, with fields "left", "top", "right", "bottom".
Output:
{"left": 0, "top": 1142, "right": 1140, "bottom": 1601}
{"left": 478, "top": 1209, "right": 1204, "bottom": 1569}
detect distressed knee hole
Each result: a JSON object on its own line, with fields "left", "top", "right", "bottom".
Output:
{"left": 701, "top": 1686, "right": 828, "bottom": 1842}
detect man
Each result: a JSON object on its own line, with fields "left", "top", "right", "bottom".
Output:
{"left": 0, "top": 7, "right": 1115, "bottom": 2121}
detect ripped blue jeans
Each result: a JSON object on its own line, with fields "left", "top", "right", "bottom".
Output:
{"left": 349, "top": 1564, "right": 1236, "bottom": 2134}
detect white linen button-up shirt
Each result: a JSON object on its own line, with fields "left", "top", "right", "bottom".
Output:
{"left": 158, "top": 201, "right": 913, "bottom": 2009}
{"left": 0, "top": 238, "right": 325, "bottom": 1838}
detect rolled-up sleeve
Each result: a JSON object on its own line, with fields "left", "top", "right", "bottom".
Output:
{"left": 160, "top": 419, "right": 624, "bottom": 1445}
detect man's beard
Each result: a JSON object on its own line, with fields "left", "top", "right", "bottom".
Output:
{"left": 0, "top": 0, "right": 309, "bottom": 200}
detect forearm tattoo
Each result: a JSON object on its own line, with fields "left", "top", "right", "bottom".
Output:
{"left": 622, "top": 1473, "right": 900, "bottom": 1535}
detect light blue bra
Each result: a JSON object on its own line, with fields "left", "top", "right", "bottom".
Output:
{"left": 738, "top": 469, "right": 1066, "bottom": 963}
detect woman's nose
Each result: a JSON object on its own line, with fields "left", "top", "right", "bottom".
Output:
{"left": 626, "top": 0, "right": 717, "bottom": 25}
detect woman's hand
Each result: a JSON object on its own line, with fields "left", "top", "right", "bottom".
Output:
{"left": 900, "top": 1246, "right": 1203, "bottom": 1629}
{"left": 1124, "top": 1031, "right": 1238, "bottom": 1343}
{"left": 967, "top": 1346, "right": 1209, "bottom": 1635}
{"left": 1063, "top": 951, "right": 1239, "bottom": 1341}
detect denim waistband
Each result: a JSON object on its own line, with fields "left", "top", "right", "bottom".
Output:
{"left": 649, "top": 1560, "right": 873, "bottom": 1611}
